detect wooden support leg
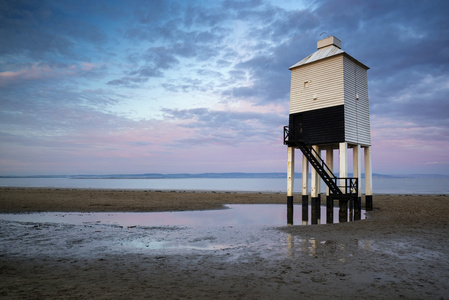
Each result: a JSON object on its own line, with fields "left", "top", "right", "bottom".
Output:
{"left": 311, "top": 145, "right": 320, "bottom": 224}
{"left": 325, "top": 148, "right": 333, "bottom": 223}
{"left": 311, "top": 196, "right": 319, "bottom": 225}
{"left": 287, "top": 147, "right": 295, "bottom": 225}
{"left": 339, "top": 142, "right": 347, "bottom": 191}
{"left": 339, "top": 199, "right": 348, "bottom": 223}
{"left": 302, "top": 153, "right": 309, "bottom": 225}
{"left": 354, "top": 196, "right": 361, "bottom": 221}
{"left": 326, "top": 195, "right": 333, "bottom": 224}
{"left": 364, "top": 146, "right": 373, "bottom": 211}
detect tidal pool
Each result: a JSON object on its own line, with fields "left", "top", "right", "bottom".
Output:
{"left": 0, "top": 204, "right": 365, "bottom": 226}
{"left": 0, "top": 204, "right": 368, "bottom": 258}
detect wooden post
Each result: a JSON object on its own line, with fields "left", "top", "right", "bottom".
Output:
{"left": 353, "top": 145, "right": 362, "bottom": 197}
{"left": 326, "top": 149, "right": 334, "bottom": 195}
{"left": 287, "top": 147, "right": 295, "bottom": 224}
{"left": 338, "top": 142, "right": 348, "bottom": 220}
{"left": 339, "top": 142, "right": 348, "bottom": 190}
{"left": 353, "top": 145, "right": 362, "bottom": 219}
{"left": 326, "top": 195, "right": 333, "bottom": 224}
{"left": 326, "top": 148, "right": 334, "bottom": 224}
{"left": 339, "top": 198, "right": 348, "bottom": 223}
{"left": 364, "top": 146, "right": 373, "bottom": 211}
{"left": 302, "top": 153, "right": 309, "bottom": 225}
{"left": 311, "top": 145, "right": 320, "bottom": 224}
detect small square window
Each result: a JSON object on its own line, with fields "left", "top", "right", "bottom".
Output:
{"left": 304, "top": 81, "right": 309, "bottom": 88}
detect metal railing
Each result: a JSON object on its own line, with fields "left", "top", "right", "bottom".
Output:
{"left": 283, "top": 126, "right": 289, "bottom": 145}
{"left": 284, "top": 125, "right": 359, "bottom": 197}
{"left": 335, "top": 177, "right": 358, "bottom": 195}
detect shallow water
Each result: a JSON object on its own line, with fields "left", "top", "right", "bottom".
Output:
{"left": 0, "top": 204, "right": 365, "bottom": 226}
{"left": 0, "top": 218, "right": 367, "bottom": 258}
{"left": 0, "top": 205, "right": 366, "bottom": 256}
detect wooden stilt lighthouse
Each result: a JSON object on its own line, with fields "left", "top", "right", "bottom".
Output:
{"left": 285, "top": 36, "right": 373, "bottom": 224}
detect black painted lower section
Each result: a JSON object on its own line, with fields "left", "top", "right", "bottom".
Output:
{"left": 355, "top": 197, "right": 361, "bottom": 211}
{"left": 302, "top": 195, "right": 309, "bottom": 205}
{"left": 288, "top": 105, "right": 345, "bottom": 146}
{"left": 339, "top": 199, "right": 348, "bottom": 223}
{"left": 349, "top": 196, "right": 354, "bottom": 210}
{"left": 287, "top": 196, "right": 294, "bottom": 225}
{"left": 366, "top": 195, "right": 373, "bottom": 211}
{"left": 311, "top": 196, "right": 320, "bottom": 225}
{"left": 287, "top": 194, "right": 367, "bottom": 225}
{"left": 302, "top": 195, "right": 308, "bottom": 222}
{"left": 326, "top": 196, "right": 333, "bottom": 224}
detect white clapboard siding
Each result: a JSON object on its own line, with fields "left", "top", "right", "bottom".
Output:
{"left": 343, "top": 56, "right": 371, "bottom": 146}
{"left": 289, "top": 40, "right": 371, "bottom": 147}
{"left": 289, "top": 55, "right": 344, "bottom": 114}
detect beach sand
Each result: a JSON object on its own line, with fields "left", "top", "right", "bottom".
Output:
{"left": 1, "top": 188, "right": 448, "bottom": 299}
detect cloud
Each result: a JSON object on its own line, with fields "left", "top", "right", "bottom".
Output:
{"left": 1, "top": 0, "right": 449, "bottom": 175}
{"left": 107, "top": 46, "right": 182, "bottom": 86}
{"left": 371, "top": 74, "right": 449, "bottom": 128}
{"left": 110, "top": 5, "right": 231, "bottom": 87}
{"left": 161, "top": 107, "right": 285, "bottom": 148}
{"left": 0, "top": 85, "right": 124, "bottom": 139}
{"left": 0, "top": 0, "right": 111, "bottom": 62}
{"left": 0, "top": 62, "right": 104, "bottom": 87}
{"left": 107, "top": 77, "right": 149, "bottom": 87}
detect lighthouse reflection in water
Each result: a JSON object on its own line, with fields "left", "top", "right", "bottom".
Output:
{"left": 287, "top": 202, "right": 365, "bottom": 225}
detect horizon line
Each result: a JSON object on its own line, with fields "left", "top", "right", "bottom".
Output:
{"left": 1, "top": 172, "right": 449, "bottom": 179}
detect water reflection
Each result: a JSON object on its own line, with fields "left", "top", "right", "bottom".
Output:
{"left": 287, "top": 203, "right": 366, "bottom": 226}
{"left": 0, "top": 208, "right": 369, "bottom": 260}
{"left": 0, "top": 204, "right": 364, "bottom": 227}
{"left": 285, "top": 234, "right": 373, "bottom": 260}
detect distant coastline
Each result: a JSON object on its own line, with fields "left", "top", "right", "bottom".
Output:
{"left": 1, "top": 172, "right": 448, "bottom": 179}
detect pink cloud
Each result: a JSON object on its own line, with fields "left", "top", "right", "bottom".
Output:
{"left": 0, "top": 62, "right": 102, "bottom": 87}
{"left": 214, "top": 100, "right": 288, "bottom": 116}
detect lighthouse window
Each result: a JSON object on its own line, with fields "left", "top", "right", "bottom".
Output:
{"left": 304, "top": 81, "right": 309, "bottom": 88}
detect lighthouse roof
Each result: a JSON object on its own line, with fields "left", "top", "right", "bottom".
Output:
{"left": 289, "top": 36, "right": 369, "bottom": 70}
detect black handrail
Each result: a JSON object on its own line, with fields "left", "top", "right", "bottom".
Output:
{"left": 335, "top": 177, "right": 358, "bottom": 195}
{"left": 283, "top": 126, "right": 289, "bottom": 145}
{"left": 308, "top": 143, "right": 336, "bottom": 181}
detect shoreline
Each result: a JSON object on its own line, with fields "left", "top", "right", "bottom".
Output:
{"left": 0, "top": 187, "right": 284, "bottom": 213}
{"left": 1, "top": 187, "right": 447, "bottom": 213}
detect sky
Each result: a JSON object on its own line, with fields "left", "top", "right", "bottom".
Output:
{"left": 1, "top": 0, "right": 449, "bottom": 176}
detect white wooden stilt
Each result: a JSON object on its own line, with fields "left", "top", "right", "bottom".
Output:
{"left": 364, "top": 146, "right": 372, "bottom": 196}
{"left": 311, "top": 145, "right": 320, "bottom": 224}
{"left": 339, "top": 142, "right": 348, "bottom": 192}
{"left": 302, "top": 153, "right": 309, "bottom": 225}
{"left": 311, "top": 145, "right": 320, "bottom": 198}
{"left": 302, "top": 153, "right": 309, "bottom": 196}
{"left": 364, "top": 146, "right": 373, "bottom": 210}
{"left": 326, "top": 148, "right": 333, "bottom": 196}
{"left": 287, "top": 147, "right": 295, "bottom": 224}
{"left": 325, "top": 148, "right": 334, "bottom": 224}
{"left": 287, "top": 147, "right": 295, "bottom": 198}
{"left": 353, "top": 145, "right": 361, "bottom": 197}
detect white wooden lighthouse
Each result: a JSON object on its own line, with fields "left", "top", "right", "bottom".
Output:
{"left": 285, "top": 36, "right": 373, "bottom": 223}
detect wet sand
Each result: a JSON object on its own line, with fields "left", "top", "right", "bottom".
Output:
{"left": 1, "top": 188, "right": 449, "bottom": 299}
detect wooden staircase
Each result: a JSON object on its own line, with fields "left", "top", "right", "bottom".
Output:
{"left": 284, "top": 126, "right": 358, "bottom": 197}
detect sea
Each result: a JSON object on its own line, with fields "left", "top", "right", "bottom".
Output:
{"left": 0, "top": 177, "right": 448, "bottom": 194}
